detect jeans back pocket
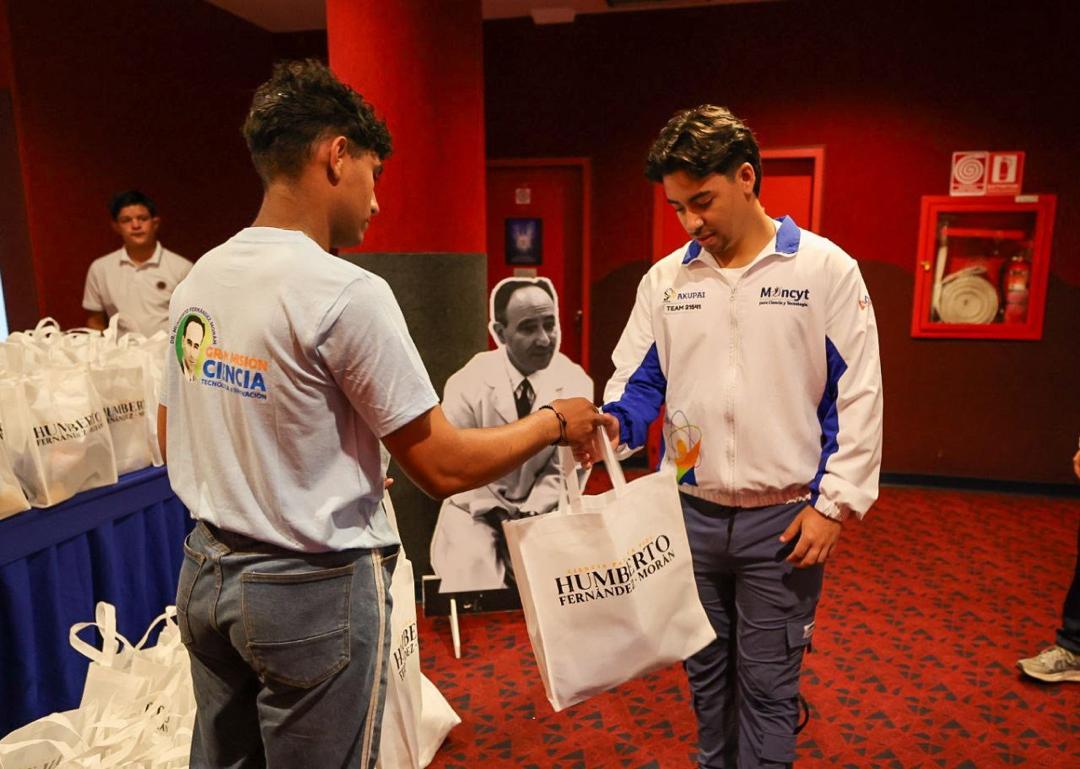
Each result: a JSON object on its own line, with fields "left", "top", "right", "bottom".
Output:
{"left": 241, "top": 563, "right": 355, "bottom": 688}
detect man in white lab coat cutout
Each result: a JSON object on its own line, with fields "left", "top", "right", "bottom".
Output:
{"left": 430, "top": 277, "right": 593, "bottom": 591}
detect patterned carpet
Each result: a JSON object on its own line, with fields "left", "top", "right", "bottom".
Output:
{"left": 417, "top": 485, "right": 1080, "bottom": 769}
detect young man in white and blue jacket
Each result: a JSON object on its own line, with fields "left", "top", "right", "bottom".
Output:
{"left": 598, "top": 106, "right": 883, "bottom": 768}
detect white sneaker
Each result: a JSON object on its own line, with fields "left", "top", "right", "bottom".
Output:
{"left": 1017, "top": 645, "right": 1080, "bottom": 683}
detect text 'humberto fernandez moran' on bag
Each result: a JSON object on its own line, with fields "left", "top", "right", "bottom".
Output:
{"left": 504, "top": 433, "right": 715, "bottom": 712}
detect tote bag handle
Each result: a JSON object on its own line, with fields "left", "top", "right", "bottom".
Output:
{"left": 558, "top": 427, "right": 627, "bottom": 512}
{"left": 69, "top": 602, "right": 133, "bottom": 667}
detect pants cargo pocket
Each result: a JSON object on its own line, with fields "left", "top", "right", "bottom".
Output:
{"left": 756, "top": 727, "right": 797, "bottom": 764}
{"left": 242, "top": 563, "right": 355, "bottom": 688}
{"left": 786, "top": 616, "right": 815, "bottom": 653}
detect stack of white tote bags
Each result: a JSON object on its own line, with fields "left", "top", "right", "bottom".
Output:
{"left": 0, "top": 315, "right": 167, "bottom": 519}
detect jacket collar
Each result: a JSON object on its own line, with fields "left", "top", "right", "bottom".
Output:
{"left": 681, "top": 216, "right": 801, "bottom": 265}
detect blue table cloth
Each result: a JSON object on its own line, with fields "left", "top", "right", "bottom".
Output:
{"left": 0, "top": 467, "right": 192, "bottom": 736}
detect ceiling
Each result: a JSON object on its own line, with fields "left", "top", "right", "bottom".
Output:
{"left": 204, "top": 0, "right": 771, "bottom": 33}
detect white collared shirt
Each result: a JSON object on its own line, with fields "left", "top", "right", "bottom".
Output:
{"left": 83, "top": 243, "right": 193, "bottom": 335}
{"left": 501, "top": 345, "right": 544, "bottom": 411}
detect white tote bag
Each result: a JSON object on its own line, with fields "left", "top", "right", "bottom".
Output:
{"left": 377, "top": 495, "right": 460, "bottom": 769}
{"left": 89, "top": 365, "right": 153, "bottom": 475}
{"left": 0, "top": 709, "right": 88, "bottom": 769}
{"left": 0, "top": 377, "right": 45, "bottom": 509}
{"left": 0, "top": 426, "right": 30, "bottom": 519}
{"left": 504, "top": 434, "right": 716, "bottom": 711}
{"left": 0, "top": 604, "right": 194, "bottom": 769}
{"left": 97, "top": 327, "right": 167, "bottom": 468}
{"left": 16, "top": 366, "right": 117, "bottom": 507}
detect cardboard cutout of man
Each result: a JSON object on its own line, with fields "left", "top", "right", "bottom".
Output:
{"left": 430, "top": 277, "right": 593, "bottom": 592}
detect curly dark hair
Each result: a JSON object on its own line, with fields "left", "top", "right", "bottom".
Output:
{"left": 242, "top": 59, "right": 392, "bottom": 184}
{"left": 645, "top": 105, "right": 762, "bottom": 196}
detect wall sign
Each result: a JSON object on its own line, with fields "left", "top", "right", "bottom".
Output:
{"left": 505, "top": 217, "right": 542, "bottom": 265}
{"left": 950, "top": 150, "right": 1024, "bottom": 196}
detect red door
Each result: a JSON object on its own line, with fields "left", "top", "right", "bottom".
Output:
{"left": 486, "top": 160, "right": 590, "bottom": 367}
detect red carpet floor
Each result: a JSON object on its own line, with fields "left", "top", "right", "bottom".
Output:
{"left": 417, "top": 485, "right": 1080, "bottom": 769}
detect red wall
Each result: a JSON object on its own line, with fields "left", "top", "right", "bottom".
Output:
{"left": 484, "top": 1, "right": 1080, "bottom": 484}
{"left": 327, "top": 0, "right": 486, "bottom": 254}
{"left": 4, "top": 0, "right": 281, "bottom": 329}
{"left": 0, "top": 0, "right": 10, "bottom": 90}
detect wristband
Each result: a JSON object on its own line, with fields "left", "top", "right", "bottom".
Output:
{"left": 538, "top": 404, "right": 567, "bottom": 446}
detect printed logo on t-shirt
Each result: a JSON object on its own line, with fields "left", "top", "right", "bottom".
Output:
{"left": 173, "top": 308, "right": 269, "bottom": 401}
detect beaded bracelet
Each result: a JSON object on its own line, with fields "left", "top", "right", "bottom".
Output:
{"left": 538, "top": 404, "right": 568, "bottom": 446}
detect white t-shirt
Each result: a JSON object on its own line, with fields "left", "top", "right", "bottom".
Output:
{"left": 82, "top": 243, "right": 193, "bottom": 335}
{"left": 163, "top": 227, "right": 439, "bottom": 552}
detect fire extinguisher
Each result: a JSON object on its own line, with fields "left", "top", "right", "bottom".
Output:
{"left": 1002, "top": 248, "right": 1031, "bottom": 323}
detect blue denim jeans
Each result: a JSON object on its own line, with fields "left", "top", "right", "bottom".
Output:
{"left": 1057, "top": 522, "right": 1080, "bottom": 654}
{"left": 176, "top": 521, "right": 395, "bottom": 769}
{"left": 681, "top": 496, "right": 824, "bottom": 769}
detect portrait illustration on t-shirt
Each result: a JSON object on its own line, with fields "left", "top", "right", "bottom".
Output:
{"left": 176, "top": 311, "right": 212, "bottom": 383}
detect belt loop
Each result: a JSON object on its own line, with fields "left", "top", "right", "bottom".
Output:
{"left": 197, "top": 520, "right": 232, "bottom": 556}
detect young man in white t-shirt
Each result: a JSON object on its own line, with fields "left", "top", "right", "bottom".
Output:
{"left": 158, "top": 61, "right": 604, "bottom": 769}
{"left": 82, "top": 190, "right": 193, "bottom": 335}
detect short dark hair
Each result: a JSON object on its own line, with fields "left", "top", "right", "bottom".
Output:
{"left": 181, "top": 314, "right": 205, "bottom": 337}
{"left": 492, "top": 280, "right": 555, "bottom": 326}
{"left": 645, "top": 105, "right": 763, "bottom": 196}
{"left": 109, "top": 190, "right": 157, "bottom": 220}
{"left": 242, "top": 59, "right": 392, "bottom": 184}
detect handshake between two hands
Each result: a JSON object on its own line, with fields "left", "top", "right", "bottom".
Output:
{"left": 547, "top": 397, "right": 620, "bottom": 469}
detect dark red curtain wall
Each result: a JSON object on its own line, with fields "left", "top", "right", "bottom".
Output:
{"left": 3, "top": 0, "right": 286, "bottom": 330}
{"left": 0, "top": 0, "right": 11, "bottom": 90}
{"left": 3, "top": 1, "right": 1077, "bottom": 482}
{"left": 483, "top": 1, "right": 1080, "bottom": 484}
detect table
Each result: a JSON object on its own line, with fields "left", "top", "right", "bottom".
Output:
{"left": 0, "top": 467, "right": 191, "bottom": 736}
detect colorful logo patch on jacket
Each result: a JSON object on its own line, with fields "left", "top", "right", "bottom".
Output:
{"left": 666, "top": 410, "right": 701, "bottom": 484}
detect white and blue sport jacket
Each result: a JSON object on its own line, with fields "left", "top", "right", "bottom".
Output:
{"left": 602, "top": 216, "right": 882, "bottom": 521}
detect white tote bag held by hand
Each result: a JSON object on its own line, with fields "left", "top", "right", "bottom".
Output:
{"left": 377, "top": 493, "right": 460, "bottom": 769}
{"left": 504, "top": 432, "right": 715, "bottom": 711}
